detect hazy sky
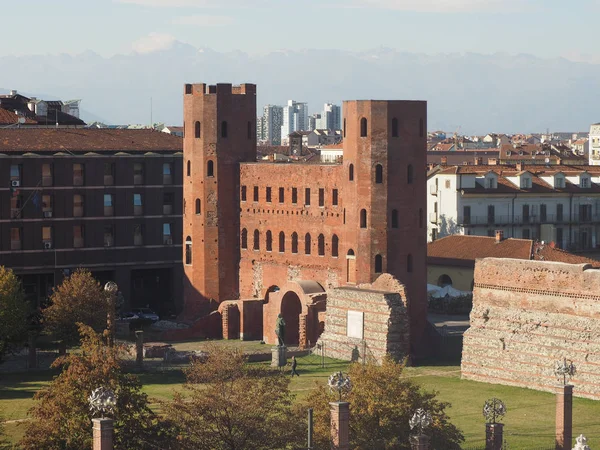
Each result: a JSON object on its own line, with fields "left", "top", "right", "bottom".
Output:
{"left": 5, "top": 0, "right": 600, "bottom": 62}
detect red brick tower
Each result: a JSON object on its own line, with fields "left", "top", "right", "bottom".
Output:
{"left": 342, "top": 100, "right": 427, "bottom": 353}
{"left": 183, "top": 83, "right": 257, "bottom": 317}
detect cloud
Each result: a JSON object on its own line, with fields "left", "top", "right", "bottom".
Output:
{"left": 131, "top": 33, "right": 176, "bottom": 53}
{"left": 344, "top": 0, "right": 534, "bottom": 13}
{"left": 171, "top": 15, "right": 234, "bottom": 26}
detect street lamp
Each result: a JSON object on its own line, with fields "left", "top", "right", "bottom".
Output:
{"left": 104, "top": 281, "right": 118, "bottom": 347}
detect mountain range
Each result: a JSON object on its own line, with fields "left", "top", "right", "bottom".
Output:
{"left": 2, "top": 41, "right": 599, "bottom": 135}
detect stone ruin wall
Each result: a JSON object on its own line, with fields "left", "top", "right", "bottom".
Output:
{"left": 462, "top": 257, "right": 600, "bottom": 399}
{"left": 317, "top": 274, "right": 410, "bottom": 364}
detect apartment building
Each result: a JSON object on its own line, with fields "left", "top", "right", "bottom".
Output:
{"left": 0, "top": 128, "right": 183, "bottom": 315}
{"left": 427, "top": 163, "right": 600, "bottom": 252}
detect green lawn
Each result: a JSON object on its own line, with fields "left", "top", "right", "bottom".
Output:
{"left": 2, "top": 352, "right": 600, "bottom": 449}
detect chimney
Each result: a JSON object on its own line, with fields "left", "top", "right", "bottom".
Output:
{"left": 495, "top": 230, "right": 504, "bottom": 243}
{"left": 516, "top": 162, "right": 523, "bottom": 172}
{"left": 441, "top": 156, "right": 448, "bottom": 166}
{"left": 9, "top": 89, "right": 17, "bottom": 96}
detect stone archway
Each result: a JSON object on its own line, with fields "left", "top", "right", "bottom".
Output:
{"left": 281, "top": 291, "right": 302, "bottom": 345}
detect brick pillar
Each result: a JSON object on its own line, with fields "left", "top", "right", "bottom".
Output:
{"left": 92, "top": 418, "right": 114, "bottom": 450}
{"left": 135, "top": 331, "right": 144, "bottom": 368}
{"left": 299, "top": 314, "right": 308, "bottom": 350}
{"left": 486, "top": 423, "right": 504, "bottom": 450}
{"left": 222, "top": 305, "right": 230, "bottom": 340}
{"left": 329, "top": 402, "right": 349, "bottom": 450}
{"left": 410, "top": 434, "right": 430, "bottom": 450}
{"left": 556, "top": 385, "right": 573, "bottom": 450}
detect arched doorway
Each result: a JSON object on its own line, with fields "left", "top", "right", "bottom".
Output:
{"left": 281, "top": 291, "right": 302, "bottom": 345}
{"left": 437, "top": 274, "right": 453, "bottom": 287}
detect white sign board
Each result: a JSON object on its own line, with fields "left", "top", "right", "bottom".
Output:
{"left": 347, "top": 311, "right": 364, "bottom": 339}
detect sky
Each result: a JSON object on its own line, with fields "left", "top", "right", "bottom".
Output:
{"left": 4, "top": 0, "right": 600, "bottom": 62}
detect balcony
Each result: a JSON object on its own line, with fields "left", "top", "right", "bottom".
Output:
{"left": 429, "top": 185, "right": 437, "bottom": 195}
{"left": 429, "top": 212, "right": 438, "bottom": 223}
{"left": 457, "top": 214, "right": 600, "bottom": 226}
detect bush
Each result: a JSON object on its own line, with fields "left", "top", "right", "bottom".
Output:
{"left": 0, "top": 266, "right": 29, "bottom": 363}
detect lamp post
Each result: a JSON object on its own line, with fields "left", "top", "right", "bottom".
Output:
{"left": 89, "top": 386, "right": 117, "bottom": 450}
{"left": 554, "top": 358, "right": 576, "bottom": 450}
{"left": 104, "top": 282, "right": 118, "bottom": 347}
{"left": 328, "top": 371, "right": 352, "bottom": 450}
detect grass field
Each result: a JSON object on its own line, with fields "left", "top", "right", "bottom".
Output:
{"left": 1, "top": 350, "right": 600, "bottom": 448}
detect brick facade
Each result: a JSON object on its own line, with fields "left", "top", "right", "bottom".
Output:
{"left": 462, "top": 257, "right": 600, "bottom": 399}
{"left": 183, "top": 83, "right": 427, "bottom": 354}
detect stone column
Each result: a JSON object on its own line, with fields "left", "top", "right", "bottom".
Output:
{"left": 556, "top": 385, "right": 573, "bottom": 450}
{"left": 299, "top": 314, "right": 308, "bottom": 350}
{"left": 92, "top": 418, "right": 114, "bottom": 450}
{"left": 28, "top": 335, "right": 37, "bottom": 369}
{"left": 410, "top": 434, "right": 430, "bottom": 450}
{"left": 135, "top": 331, "right": 144, "bottom": 368}
{"left": 329, "top": 402, "right": 349, "bottom": 450}
{"left": 486, "top": 423, "right": 504, "bottom": 450}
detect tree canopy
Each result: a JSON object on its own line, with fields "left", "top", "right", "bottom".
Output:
{"left": 164, "top": 345, "right": 303, "bottom": 450}
{"left": 300, "top": 357, "right": 464, "bottom": 449}
{"left": 20, "top": 325, "right": 167, "bottom": 450}
{"left": 42, "top": 269, "right": 109, "bottom": 347}
{"left": 0, "top": 266, "right": 29, "bottom": 362}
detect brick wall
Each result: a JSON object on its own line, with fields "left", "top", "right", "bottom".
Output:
{"left": 462, "top": 257, "right": 600, "bottom": 399}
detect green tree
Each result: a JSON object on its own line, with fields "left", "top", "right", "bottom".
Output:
{"left": 301, "top": 357, "right": 464, "bottom": 450}
{"left": 164, "top": 345, "right": 303, "bottom": 450}
{"left": 0, "top": 266, "right": 29, "bottom": 363}
{"left": 20, "top": 325, "right": 168, "bottom": 450}
{"left": 42, "top": 269, "right": 109, "bottom": 347}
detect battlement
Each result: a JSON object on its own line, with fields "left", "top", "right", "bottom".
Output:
{"left": 184, "top": 83, "right": 256, "bottom": 96}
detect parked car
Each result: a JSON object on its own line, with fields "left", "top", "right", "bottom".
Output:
{"left": 130, "top": 308, "right": 160, "bottom": 323}
{"left": 118, "top": 312, "right": 140, "bottom": 322}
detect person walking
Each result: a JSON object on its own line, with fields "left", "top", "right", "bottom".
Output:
{"left": 291, "top": 356, "right": 300, "bottom": 377}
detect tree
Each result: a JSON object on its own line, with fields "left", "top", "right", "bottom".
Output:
{"left": 0, "top": 266, "right": 29, "bottom": 363}
{"left": 20, "top": 325, "right": 168, "bottom": 450}
{"left": 301, "top": 357, "right": 464, "bottom": 450}
{"left": 42, "top": 269, "right": 109, "bottom": 347}
{"left": 164, "top": 345, "right": 303, "bottom": 450}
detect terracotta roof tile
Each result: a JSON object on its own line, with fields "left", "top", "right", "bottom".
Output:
{"left": 0, "top": 108, "right": 36, "bottom": 125}
{"left": 428, "top": 235, "right": 533, "bottom": 263}
{"left": 0, "top": 128, "right": 182, "bottom": 153}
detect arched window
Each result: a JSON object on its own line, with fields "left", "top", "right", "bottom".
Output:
{"left": 407, "top": 254, "right": 413, "bottom": 273}
{"left": 318, "top": 234, "right": 325, "bottom": 256}
{"left": 349, "top": 164, "right": 354, "bottom": 181}
{"left": 291, "top": 232, "right": 298, "bottom": 254}
{"left": 185, "top": 237, "right": 192, "bottom": 265}
{"left": 391, "top": 209, "right": 398, "bottom": 228}
{"left": 194, "top": 121, "right": 201, "bottom": 138}
{"left": 207, "top": 160, "right": 214, "bottom": 177}
{"left": 347, "top": 249, "right": 355, "bottom": 257}
{"left": 419, "top": 208, "right": 423, "bottom": 228}
{"left": 241, "top": 229, "right": 247, "bottom": 249}
{"left": 266, "top": 230, "right": 273, "bottom": 252}
{"left": 279, "top": 232, "right": 285, "bottom": 252}
{"left": 195, "top": 199, "right": 201, "bottom": 214}
{"left": 407, "top": 164, "right": 413, "bottom": 184}
{"left": 187, "top": 160, "right": 191, "bottom": 176}
{"left": 375, "top": 164, "right": 383, "bottom": 184}
{"left": 438, "top": 274, "right": 453, "bottom": 287}
{"left": 375, "top": 254, "right": 382, "bottom": 273}
{"left": 253, "top": 229, "right": 260, "bottom": 250}
{"left": 392, "top": 117, "right": 398, "bottom": 137}
{"left": 419, "top": 118, "right": 424, "bottom": 137}
{"left": 332, "top": 235, "right": 339, "bottom": 257}
{"left": 360, "top": 209, "right": 367, "bottom": 228}
{"left": 343, "top": 118, "right": 346, "bottom": 137}
{"left": 305, "top": 233, "right": 311, "bottom": 255}
{"left": 221, "top": 121, "right": 228, "bottom": 138}
{"left": 360, "top": 117, "right": 367, "bottom": 137}
{"left": 247, "top": 121, "right": 252, "bottom": 139}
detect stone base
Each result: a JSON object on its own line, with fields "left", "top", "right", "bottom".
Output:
{"left": 410, "top": 434, "right": 430, "bottom": 450}
{"left": 92, "top": 418, "right": 113, "bottom": 450}
{"left": 271, "top": 346, "right": 287, "bottom": 367}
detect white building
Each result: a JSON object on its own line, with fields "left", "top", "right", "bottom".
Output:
{"left": 316, "top": 103, "right": 341, "bottom": 130}
{"left": 427, "top": 164, "right": 600, "bottom": 252}
{"left": 281, "top": 100, "right": 308, "bottom": 145}
{"left": 589, "top": 123, "right": 600, "bottom": 165}
{"left": 320, "top": 143, "right": 343, "bottom": 162}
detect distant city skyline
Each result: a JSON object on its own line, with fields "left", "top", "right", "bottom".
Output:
{"left": 4, "top": 0, "right": 600, "bottom": 64}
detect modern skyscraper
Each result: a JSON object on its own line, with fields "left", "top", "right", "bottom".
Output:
{"left": 261, "top": 104, "right": 283, "bottom": 145}
{"left": 281, "top": 100, "right": 308, "bottom": 145}
{"left": 317, "top": 103, "right": 342, "bottom": 130}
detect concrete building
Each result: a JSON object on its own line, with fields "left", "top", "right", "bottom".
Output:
{"left": 589, "top": 123, "right": 600, "bottom": 165}
{"left": 0, "top": 128, "right": 183, "bottom": 315}
{"left": 317, "top": 103, "right": 341, "bottom": 131}
{"left": 260, "top": 104, "right": 284, "bottom": 145}
{"left": 427, "top": 164, "right": 600, "bottom": 251}
{"left": 281, "top": 100, "right": 308, "bottom": 145}
{"left": 183, "top": 83, "right": 427, "bottom": 354}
